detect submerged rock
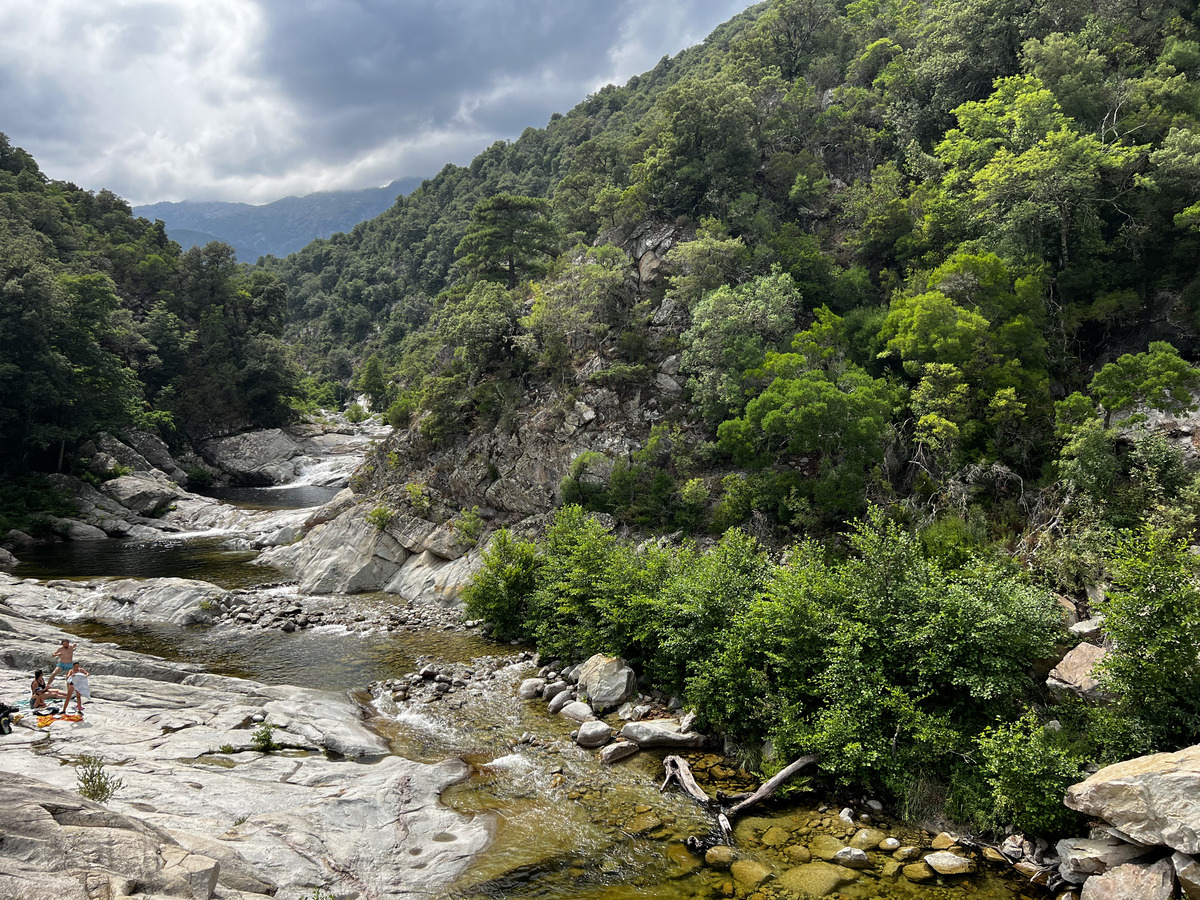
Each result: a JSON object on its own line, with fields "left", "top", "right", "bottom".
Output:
{"left": 776, "top": 861, "right": 858, "bottom": 896}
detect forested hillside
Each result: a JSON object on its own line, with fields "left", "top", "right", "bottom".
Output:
{"left": 0, "top": 135, "right": 300, "bottom": 485}
{"left": 265, "top": 0, "right": 1200, "bottom": 835}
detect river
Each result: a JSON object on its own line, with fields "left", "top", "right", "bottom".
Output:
{"left": 14, "top": 475, "right": 1044, "bottom": 900}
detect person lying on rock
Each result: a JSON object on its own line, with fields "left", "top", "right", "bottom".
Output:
{"left": 46, "top": 639, "right": 77, "bottom": 686}
{"left": 60, "top": 662, "right": 91, "bottom": 716}
{"left": 30, "top": 669, "right": 66, "bottom": 711}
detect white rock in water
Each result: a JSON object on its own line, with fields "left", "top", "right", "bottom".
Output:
{"left": 558, "top": 701, "right": 595, "bottom": 723}
{"left": 599, "top": 741, "right": 639, "bottom": 765}
{"left": 834, "top": 847, "right": 871, "bottom": 869}
{"left": 576, "top": 720, "right": 613, "bottom": 749}
{"left": 925, "top": 851, "right": 976, "bottom": 875}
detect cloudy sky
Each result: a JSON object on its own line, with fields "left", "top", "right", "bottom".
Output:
{"left": 0, "top": 0, "right": 758, "bottom": 205}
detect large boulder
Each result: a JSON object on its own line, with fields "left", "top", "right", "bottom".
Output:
{"left": 1066, "top": 744, "right": 1200, "bottom": 854}
{"left": 199, "top": 428, "right": 306, "bottom": 484}
{"left": 1058, "top": 837, "right": 1150, "bottom": 884}
{"left": 576, "top": 720, "right": 613, "bottom": 749}
{"left": 1048, "top": 642, "right": 1108, "bottom": 701}
{"left": 0, "top": 548, "right": 16, "bottom": 571}
{"left": 100, "top": 471, "right": 184, "bottom": 516}
{"left": 924, "top": 851, "right": 976, "bottom": 875}
{"left": 1174, "top": 853, "right": 1200, "bottom": 900}
{"left": 124, "top": 429, "right": 190, "bottom": 484}
{"left": 618, "top": 719, "right": 706, "bottom": 749}
{"left": 1080, "top": 858, "right": 1176, "bottom": 900}
{"left": 260, "top": 506, "right": 410, "bottom": 594}
{"left": 576, "top": 654, "right": 638, "bottom": 712}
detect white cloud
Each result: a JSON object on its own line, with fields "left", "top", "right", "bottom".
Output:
{"left": 0, "top": 0, "right": 758, "bottom": 204}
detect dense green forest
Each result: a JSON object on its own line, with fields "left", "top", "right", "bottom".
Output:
{"left": 263, "top": 0, "right": 1199, "bottom": 835}
{"left": 0, "top": 134, "right": 300, "bottom": 527}
{"left": 5, "top": 0, "right": 1200, "bottom": 838}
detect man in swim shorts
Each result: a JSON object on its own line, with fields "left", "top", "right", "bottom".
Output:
{"left": 47, "top": 639, "right": 77, "bottom": 686}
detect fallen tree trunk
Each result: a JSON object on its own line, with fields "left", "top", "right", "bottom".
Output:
{"left": 661, "top": 753, "right": 820, "bottom": 849}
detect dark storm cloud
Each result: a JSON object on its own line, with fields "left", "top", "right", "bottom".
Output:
{"left": 0, "top": 0, "right": 757, "bottom": 203}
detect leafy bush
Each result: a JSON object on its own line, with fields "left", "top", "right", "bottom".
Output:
{"left": 462, "top": 529, "right": 539, "bottom": 641}
{"left": 185, "top": 466, "right": 214, "bottom": 489}
{"left": 345, "top": 402, "right": 367, "bottom": 423}
{"left": 251, "top": 723, "right": 278, "bottom": 753}
{"left": 972, "top": 712, "right": 1087, "bottom": 834}
{"left": 455, "top": 506, "right": 485, "bottom": 547}
{"left": 76, "top": 755, "right": 123, "bottom": 803}
{"left": 366, "top": 505, "right": 395, "bottom": 530}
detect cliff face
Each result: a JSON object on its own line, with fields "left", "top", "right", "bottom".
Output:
{"left": 357, "top": 222, "right": 695, "bottom": 526}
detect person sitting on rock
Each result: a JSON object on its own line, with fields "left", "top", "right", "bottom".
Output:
{"left": 30, "top": 669, "right": 66, "bottom": 711}
{"left": 60, "top": 662, "right": 91, "bottom": 716}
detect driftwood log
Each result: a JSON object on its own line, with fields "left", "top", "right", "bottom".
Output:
{"left": 661, "top": 753, "right": 820, "bottom": 850}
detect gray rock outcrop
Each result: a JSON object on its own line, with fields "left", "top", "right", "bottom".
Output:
{"left": 1066, "top": 744, "right": 1200, "bottom": 854}
{"left": 198, "top": 428, "right": 306, "bottom": 484}
{"left": 0, "top": 610, "right": 488, "bottom": 900}
{"left": 576, "top": 653, "right": 637, "bottom": 712}
{"left": 1048, "top": 642, "right": 1108, "bottom": 701}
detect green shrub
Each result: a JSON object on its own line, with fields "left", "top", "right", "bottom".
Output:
{"left": 185, "top": 466, "right": 214, "bottom": 489}
{"left": 462, "top": 529, "right": 539, "bottom": 641}
{"left": 76, "top": 755, "right": 123, "bottom": 803}
{"left": 973, "top": 712, "right": 1087, "bottom": 834}
{"left": 387, "top": 395, "right": 417, "bottom": 429}
{"left": 404, "top": 483, "right": 431, "bottom": 516}
{"left": 366, "top": 505, "right": 395, "bottom": 530}
{"left": 455, "top": 506, "right": 485, "bottom": 548}
{"left": 345, "top": 402, "right": 367, "bottom": 423}
{"left": 251, "top": 723, "right": 278, "bottom": 753}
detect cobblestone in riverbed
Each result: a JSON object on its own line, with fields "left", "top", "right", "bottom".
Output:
{"left": 214, "top": 586, "right": 482, "bottom": 636}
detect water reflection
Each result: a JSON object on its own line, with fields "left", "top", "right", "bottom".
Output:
{"left": 203, "top": 482, "right": 339, "bottom": 510}
{"left": 67, "top": 619, "right": 497, "bottom": 691}
{"left": 13, "top": 537, "right": 284, "bottom": 589}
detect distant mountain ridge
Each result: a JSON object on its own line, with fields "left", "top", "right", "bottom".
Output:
{"left": 135, "top": 177, "right": 425, "bottom": 262}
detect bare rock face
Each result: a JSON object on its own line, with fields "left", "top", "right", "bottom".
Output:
{"left": 1066, "top": 744, "right": 1200, "bottom": 855}
{"left": 199, "top": 428, "right": 306, "bottom": 484}
{"left": 99, "top": 471, "right": 185, "bottom": 517}
{"left": 1080, "top": 858, "right": 1176, "bottom": 900}
{"left": 1048, "top": 642, "right": 1108, "bottom": 701}
{"left": 261, "top": 505, "right": 410, "bottom": 593}
{"left": 1057, "top": 837, "right": 1151, "bottom": 884}
{"left": 0, "top": 612, "right": 488, "bottom": 900}
{"left": 576, "top": 654, "right": 638, "bottom": 712}
{"left": 0, "top": 548, "right": 16, "bottom": 571}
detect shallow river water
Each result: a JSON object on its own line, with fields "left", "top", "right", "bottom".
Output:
{"left": 21, "top": 486, "right": 1046, "bottom": 900}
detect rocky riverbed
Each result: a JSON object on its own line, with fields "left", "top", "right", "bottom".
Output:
{"left": 0, "top": 601, "right": 489, "bottom": 900}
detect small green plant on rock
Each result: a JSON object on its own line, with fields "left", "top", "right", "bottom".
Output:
{"left": 455, "top": 506, "right": 485, "bottom": 547}
{"left": 76, "top": 754, "right": 123, "bottom": 803}
{"left": 251, "top": 722, "right": 278, "bottom": 753}
{"left": 404, "top": 482, "right": 431, "bottom": 516}
{"left": 219, "top": 743, "right": 235, "bottom": 754}
{"left": 300, "top": 889, "right": 335, "bottom": 900}
{"left": 366, "top": 505, "right": 395, "bottom": 530}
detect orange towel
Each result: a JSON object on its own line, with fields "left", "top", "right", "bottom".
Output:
{"left": 37, "top": 713, "right": 83, "bottom": 727}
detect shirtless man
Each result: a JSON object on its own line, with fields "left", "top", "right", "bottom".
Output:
{"left": 46, "top": 640, "right": 77, "bottom": 686}
{"left": 59, "top": 662, "right": 91, "bottom": 717}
